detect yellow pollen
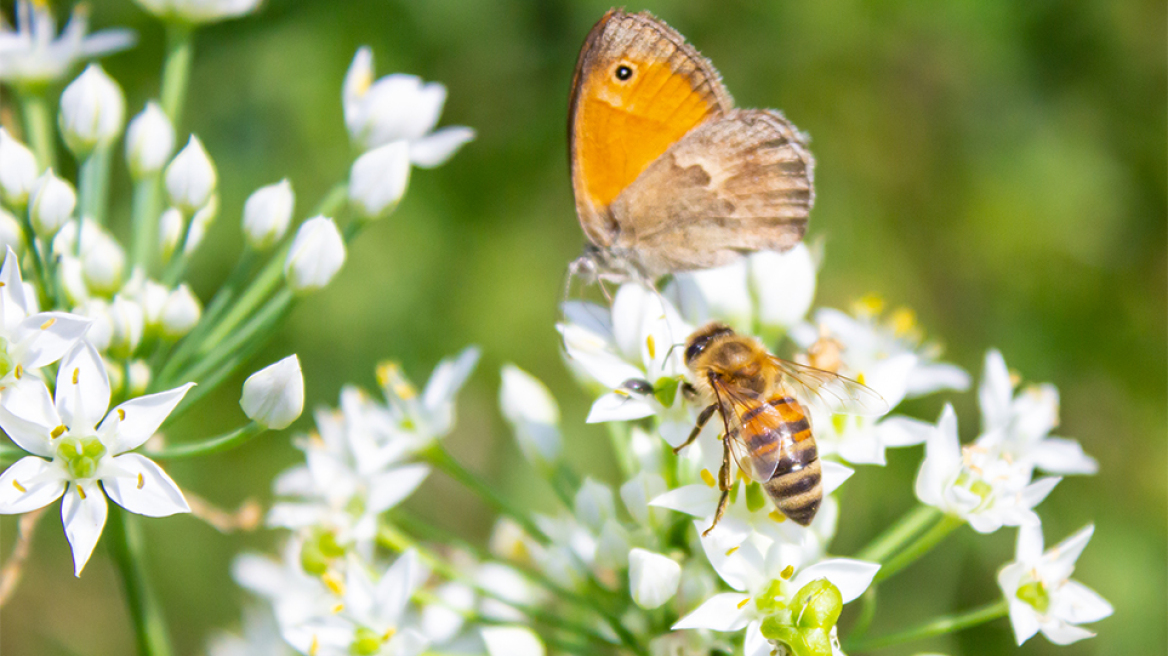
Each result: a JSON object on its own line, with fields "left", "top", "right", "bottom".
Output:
{"left": 738, "top": 469, "right": 752, "bottom": 484}
{"left": 40, "top": 317, "right": 56, "bottom": 330}
{"left": 855, "top": 293, "right": 885, "bottom": 317}
{"left": 375, "top": 361, "right": 398, "bottom": 387}
{"left": 393, "top": 382, "right": 417, "bottom": 400}
{"left": 72, "top": 368, "right": 79, "bottom": 384}
{"left": 646, "top": 334, "right": 656, "bottom": 359}
{"left": 77, "top": 485, "right": 87, "bottom": 500}
{"left": 737, "top": 597, "right": 752, "bottom": 609}
{"left": 1009, "top": 371, "right": 1022, "bottom": 387}
{"left": 322, "top": 571, "right": 345, "bottom": 596}
{"left": 700, "top": 469, "right": 716, "bottom": 488}
{"left": 13, "top": 479, "right": 26, "bottom": 493}
{"left": 856, "top": 371, "right": 867, "bottom": 386}
{"left": 13, "top": 364, "right": 21, "bottom": 379}
{"left": 614, "top": 388, "right": 630, "bottom": 397}
{"left": 0, "top": 281, "right": 5, "bottom": 287}
{"left": 117, "top": 408, "right": 125, "bottom": 421}
{"left": 137, "top": 473, "right": 145, "bottom": 489}
{"left": 383, "top": 628, "right": 397, "bottom": 641}
{"left": 51, "top": 425, "right": 66, "bottom": 439}
{"left": 725, "top": 546, "right": 739, "bottom": 556}
{"left": 780, "top": 565, "right": 795, "bottom": 580}
{"left": 309, "top": 634, "right": 319, "bottom": 656}
{"left": 331, "top": 603, "right": 344, "bottom": 614}
{"left": 889, "top": 308, "right": 916, "bottom": 336}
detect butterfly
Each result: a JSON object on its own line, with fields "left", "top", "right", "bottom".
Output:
{"left": 568, "top": 9, "right": 815, "bottom": 281}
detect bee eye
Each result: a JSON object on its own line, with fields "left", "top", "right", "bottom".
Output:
{"left": 684, "top": 339, "right": 708, "bottom": 365}
{"left": 615, "top": 65, "right": 633, "bottom": 81}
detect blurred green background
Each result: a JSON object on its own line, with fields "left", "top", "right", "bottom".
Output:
{"left": 1, "top": 1, "right": 1164, "bottom": 655}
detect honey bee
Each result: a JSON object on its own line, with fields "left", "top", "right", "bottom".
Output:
{"left": 676, "top": 322, "right": 888, "bottom": 534}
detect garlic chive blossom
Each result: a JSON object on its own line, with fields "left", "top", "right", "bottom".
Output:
{"left": 126, "top": 102, "right": 176, "bottom": 180}
{"left": 0, "top": 1, "right": 134, "bottom": 86}
{"left": 165, "top": 135, "right": 218, "bottom": 215}
{"left": 0, "top": 341, "right": 194, "bottom": 575}
{"left": 284, "top": 217, "right": 346, "bottom": 293}
{"left": 242, "top": 179, "right": 295, "bottom": 250}
{"left": 58, "top": 64, "right": 126, "bottom": 157}
{"left": 0, "top": 128, "right": 40, "bottom": 208}
{"left": 240, "top": 355, "right": 304, "bottom": 430}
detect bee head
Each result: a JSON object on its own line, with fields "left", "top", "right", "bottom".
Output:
{"left": 684, "top": 322, "right": 736, "bottom": 366}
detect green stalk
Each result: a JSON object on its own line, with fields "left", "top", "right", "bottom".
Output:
{"left": 160, "top": 24, "right": 195, "bottom": 126}
{"left": 604, "top": 421, "right": 635, "bottom": 479}
{"left": 160, "top": 247, "right": 257, "bottom": 375}
{"left": 15, "top": 212, "right": 51, "bottom": 309}
{"left": 106, "top": 508, "right": 173, "bottom": 656}
{"left": 130, "top": 178, "right": 162, "bottom": 271}
{"left": 18, "top": 89, "right": 56, "bottom": 169}
{"left": 874, "top": 513, "right": 964, "bottom": 583}
{"left": 149, "top": 422, "right": 266, "bottom": 459}
{"left": 0, "top": 443, "right": 23, "bottom": 463}
{"left": 77, "top": 146, "right": 113, "bottom": 227}
{"left": 843, "top": 599, "right": 1009, "bottom": 653}
{"left": 176, "top": 287, "right": 294, "bottom": 385}
{"left": 847, "top": 586, "right": 878, "bottom": 643}
{"left": 855, "top": 504, "right": 941, "bottom": 563}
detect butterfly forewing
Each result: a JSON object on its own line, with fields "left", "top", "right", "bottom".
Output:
{"left": 772, "top": 357, "right": 890, "bottom": 417}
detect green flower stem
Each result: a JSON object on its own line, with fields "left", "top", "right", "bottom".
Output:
{"left": 148, "top": 422, "right": 266, "bottom": 459}
{"left": 847, "top": 586, "right": 878, "bottom": 643}
{"left": 855, "top": 504, "right": 941, "bottom": 563}
{"left": 176, "top": 287, "right": 294, "bottom": 385}
{"left": 378, "top": 524, "right": 621, "bottom": 653}
{"left": 130, "top": 178, "right": 162, "bottom": 272}
{"left": 548, "top": 460, "right": 580, "bottom": 509}
{"left": 842, "top": 599, "right": 1009, "bottom": 653}
{"left": 0, "top": 443, "right": 23, "bottom": 463}
{"left": 605, "top": 421, "right": 635, "bottom": 479}
{"left": 874, "top": 513, "right": 964, "bottom": 583}
{"left": 161, "top": 326, "right": 270, "bottom": 424}
{"left": 106, "top": 508, "right": 173, "bottom": 656}
{"left": 18, "top": 89, "right": 56, "bottom": 169}
{"left": 77, "top": 146, "right": 113, "bottom": 228}
{"left": 15, "top": 212, "right": 51, "bottom": 308}
{"left": 160, "top": 23, "right": 195, "bottom": 126}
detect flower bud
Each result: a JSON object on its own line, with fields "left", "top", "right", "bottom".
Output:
{"left": 183, "top": 194, "right": 218, "bottom": 255}
{"left": 128, "top": 360, "right": 151, "bottom": 397}
{"left": 160, "top": 284, "right": 201, "bottom": 339}
{"left": 108, "top": 295, "right": 144, "bottom": 358}
{"left": 78, "top": 299, "right": 113, "bottom": 351}
{"left": 791, "top": 579, "right": 843, "bottom": 629}
{"left": 499, "top": 364, "right": 562, "bottom": 466}
{"left": 348, "top": 140, "right": 410, "bottom": 220}
{"left": 284, "top": 217, "right": 345, "bottom": 293}
{"left": 133, "top": 0, "right": 263, "bottom": 24}
{"left": 157, "top": 207, "right": 184, "bottom": 262}
{"left": 165, "top": 135, "right": 217, "bottom": 214}
{"left": 28, "top": 169, "right": 76, "bottom": 239}
{"left": 0, "top": 209, "right": 23, "bottom": 256}
{"left": 59, "top": 64, "right": 126, "bottom": 156}
{"left": 0, "top": 128, "right": 39, "bottom": 208}
{"left": 139, "top": 279, "right": 170, "bottom": 329}
{"left": 240, "top": 354, "right": 304, "bottom": 429}
{"left": 628, "top": 548, "right": 680, "bottom": 610}
{"left": 81, "top": 229, "right": 126, "bottom": 295}
{"left": 242, "top": 179, "right": 294, "bottom": 250}
{"left": 574, "top": 479, "right": 615, "bottom": 534}
{"left": 125, "top": 101, "right": 175, "bottom": 179}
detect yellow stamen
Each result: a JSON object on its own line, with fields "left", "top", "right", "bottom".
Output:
{"left": 309, "top": 635, "right": 319, "bottom": 656}
{"left": 856, "top": 371, "right": 867, "bottom": 386}
{"left": 137, "top": 473, "right": 145, "bottom": 489}
{"left": 889, "top": 308, "right": 916, "bottom": 336}
{"left": 725, "top": 546, "right": 739, "bottom": 556}
{"left": 854, "top": 293, "right": 885, "bottom": 317}
{"left": 72, "top": 368, "right": 79, "bottom": 384}
{"left": 383, "top": 628, "right": 397, "bottom": 641}
{"left": 394, "top": 382, "right": 417, "bottom": 400}
{"left": 768, "top": 510, "right": 787, "bottom": 523}
{"left": 322, "top": 570, "right": 345, "bottom": 596}
{"left": 331, "top": 603, "right": 344, "bottom": 614}
{"left": 51, "top": 425, "right": 66, "bottom": 439}
{"left": 12, "top": 480, "right": 26, "bottom": 493}
{"left": 646, "top": 334, "right": 656, "bottom": 359}
{"left": 737, "top": 597, "right": 752, "bottom": 609}
{"left": 780, "top": 565, "right": 795, "bottom": 580}
{"left": 76, "top": 485, "right": 87, "bottom": 500}
{"left": 14, "top": 364, "right": 21, "bottom": 379}
{"left": 117, "top": 408, "right": 125, "bottom": 421}
{"left": 375, "top": 361, "right": 398, "bottom": 387}
{"left": 0, "top": 281, "right": 5, "bottom": 287}
{"left": 700, "top": 469, "right": 716, "bottom": 488}
{"left": 40, "top": 317, "right": 56, "bottom": 330}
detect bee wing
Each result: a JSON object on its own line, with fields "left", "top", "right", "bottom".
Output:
{"left": 771, "top": 357, "right": 890, "bottom": 417}
{"left": 709, "top": 379, "right": 783, "bottom": 483}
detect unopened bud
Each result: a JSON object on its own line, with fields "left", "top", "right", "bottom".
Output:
{"left": 28, "top": 169, "right": 76, "bottom": 240}
{"left": 160, "top": 284, "right": 200, "bottom": 339}
{"left": 284, "top": 217, "right": 345, "bottom": 293}
{"left": 240, "top": 355, "right": 304, "bottom": 429}
{"left": 242, "top": 180, "right": 294, "bottom": 250}
{"left": 125, "top": 102, "right": 175, "bottom": 179}
{"left": 348, "top": 140, "right": 410, "bottom": 220}
{"left": 165, "top": 136, "right": 217, "bottom": 214}
{"left": 59, "top": 64, "right": 126, "bottom": 156}
{"left": 0, "top": 128, "right": 39, "bottom": 208}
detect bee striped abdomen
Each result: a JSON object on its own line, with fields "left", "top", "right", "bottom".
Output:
{"left": 757, "top": 395, "right": 822, "bottom": 526}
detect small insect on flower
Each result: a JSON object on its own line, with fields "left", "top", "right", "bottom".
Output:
{"left": 675, "top": 322, "right": 888, "bottom": 534}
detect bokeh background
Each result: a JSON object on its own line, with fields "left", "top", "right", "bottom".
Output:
{"left": 1, "top": 1, "right": 1164, "bottom": 655}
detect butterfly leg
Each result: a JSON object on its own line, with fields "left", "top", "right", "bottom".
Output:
{"left": 673, "top": 403, "right": 717, "bottom": 455}
{"left": 702, "top": 434, "right": 734, "bottom": 537}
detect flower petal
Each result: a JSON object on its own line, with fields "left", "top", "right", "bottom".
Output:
{"left": 1055, "top": 580, "right": 1113, "bottom": 624}
{"left": 366, "top": 464, "right": 429, "bottom": 514}
{"left": 792, "top": 558, "right": 880, "bottom": 603}
{"left": 979, "top": 350, "right": 1013, "bottom": 430}
{"left": 409, "top": 126, "right": 475, "bottom": 168}
{"left": 820, "top": 460, "right": 854, "bottom": 496}
{"left": 0, "top": 377, "right": 59, "bottom": 456}
{"left": 0, "top": 456, "right": 65, "bottom": 513}
{"left": 102, "top": 453, "right": 189, "bottom": 517}
{"left": 586, "top": 392, "right": 654, "bottom": 423}
{"left": 61, "top": 481, "right": 108, "bottom": 576}
{"left": 1039, "top": 620, "right": 1096, "bottom": 645}
{"left": 376, "top": 550, "right": 429, "bottom": 625}
{"left": 672, "top": 592, "right": 751, "bottom": 631}
{"left": 101, "top": 383, "right": 194, "bottom": 453}
{"left": 628, "top": 548, "right": 681, "bottom": 609}
{"left": 13, "top": 311, "right": 91, "bottom": 369}
{"left": 1029, "top": 437, "right": 1098, "bottom": 475}
{"left": 481, "top": 626, "right": 545, "bottom": 656}
{"left": 55, "top": 340, "right": 110, "bottom": 431}
{"left": 1007, "top": 599, "right": 1041, "bottom": 645}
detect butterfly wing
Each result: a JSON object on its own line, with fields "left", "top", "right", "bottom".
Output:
{"left": 609, "top": 108, "right": 814, "bottom": 276}
{"left": 771, "top": 357, "right": 890, "bottom": 417}
{"left": 569, "top": 10, "right": 733, "bottom": 249}
{"left": 708, "top": 377, "right": 785, "bottom": 484}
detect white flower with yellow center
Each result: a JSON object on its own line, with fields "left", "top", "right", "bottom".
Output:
{"left": 0, "top": 340, "right": 193, "bottom": 574}
{"left": 0, "top": 1, "right": 134, "bottom": 87}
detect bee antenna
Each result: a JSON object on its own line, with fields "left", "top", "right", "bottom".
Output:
{"left": 663, "top": 341, "right": 686, "bottom": 362}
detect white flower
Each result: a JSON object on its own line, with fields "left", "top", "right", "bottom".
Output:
{"left": 240, "top": 355, "right": 304, "bottom": 430}
{"left": 348, "top": 141, "right": 410, "bottom": 220}
{"left": 976, "top": 350, "right": 1097, "bottom": 475}
{"left": 282, "top": 550, "right": 431, "bottom": 656}
{"left": 0, "top": 1, "right": 134, "bottom": 86}
{"left": 0, "top": 341, "right": 193, "bottom": 575}
{"left": 50, "top": 219, "right": 126, "bottom": 296}
{"left": 165, "top": 135, "right": 217, "bottom": 214}
{"left": 998, "top": 523, "right": 1112, "bottom": 645}
{"left": 0, "top": 128, "right": 40, "bottom": 207}
{"left": 242, "top": 179, "right": 294, "bottom": 250}
{"left": 233, "top": 539, "right": 340, "bottom": 633}
{"left": 133, "top": 0, "right": 264, "bottom": 24}
{"left": 915, "top": 405, "right": 1061, "bottom": 533}
{"left": 58, "top": 64, "right": 125, "bottom": 156}
{"left": 107, "top": 295, "right": 144, "bottom": 358}
{"left": 28, "top": 168, "right": 76, "bottom": 239}
{"left": 0, "top": 248, "right": 91, "bottom": 387}
{"left": 420, "top": 580, "right": 474, "bottom": 644}
{"left": 0, "top": 209, "right": 23, "bottom": 255}
{"left": 499, "top": 364, "right": 561, "bottom": 466}
{"left": 375, "top": 346, "right": 480, "bottom": 446}
{"left": 207, "top": 604, "right": 296, "bottom": 656}
{"left": 125, "top": 102, "right": 175, "bottom": 179}
{"left": 481, "top": 626, "right": 545, "bottom": 656}
{"left": 674, "top": 529, "right": 878, "bottom": 656}
{"left": 343, "top": 47, "right": 474, "bottom": 164}
{"left": 284, "top": 216, "right": 345, "bottom": 293}
{"left": 628, "top": 548, "right": 681, "bottom": 609}
{"left": 160, "top": 284, "right": 200, "bottom": 338}
{"left": 157, "top": 207, "right": 184, "bottom": 262}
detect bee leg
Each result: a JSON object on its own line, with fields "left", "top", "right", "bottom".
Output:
{"left": 673, "top": 404, "right": 717, "bottom": 455}
{"left": 702, "top": 436, "right": 734, "bottom": 537}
